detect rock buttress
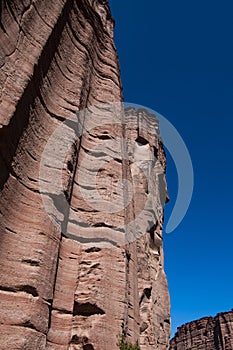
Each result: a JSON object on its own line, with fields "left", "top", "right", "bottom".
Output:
{"left": 170, "top": 310, "right": 233, "bottom": 350}
{"left": 0, "top": 1, "right": 170, "bottom": 349}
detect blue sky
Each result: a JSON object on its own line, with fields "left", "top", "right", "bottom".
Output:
{"left": 108, "top": 0, "right": 233, "bottom": 337}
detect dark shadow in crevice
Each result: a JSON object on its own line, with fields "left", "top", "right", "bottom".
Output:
{"left": 135, "top": 136, "right": 148, "bottom": 146}
{"left": 83, "top": 345, "right": 94, "bottom": 350}
{"left": 73, "top": 301, "right": 105, "bottom": 317}
{"left": 213, "top": 320, "right": 224, "bottom": 349}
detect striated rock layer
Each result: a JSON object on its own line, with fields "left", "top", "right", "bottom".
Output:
{"left": 0, "top": 1, "right": 170, "bottom": 349}
{"left": 170, "top": 309, "right": 233, "bottom": 350}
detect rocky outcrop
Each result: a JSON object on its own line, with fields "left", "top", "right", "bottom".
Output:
{"left": 170, "top": 309, "right": 233, "bottom": 350}
{"left": 0, "top": 1, "right": 170, "bottom": 349}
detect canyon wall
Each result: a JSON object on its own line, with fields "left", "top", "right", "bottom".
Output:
{"left": 170, "top": 309, "right": 233, "bottom": 350}
{"left": 0, "top": 1, "right": 170, "bottom": 349}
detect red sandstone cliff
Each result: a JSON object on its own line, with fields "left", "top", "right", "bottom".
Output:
{"left": 0, "top": 1, "right": 170, "bottom": 349}
{"left": 170, "top": 309, "right": 233, "bottom": 350}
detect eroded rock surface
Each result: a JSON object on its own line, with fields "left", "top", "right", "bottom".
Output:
{"left": 170, "top": 309, "right": 233, "bottom": 350}
{"left": 0, "top": 1, "right": 170, "bottom": 349}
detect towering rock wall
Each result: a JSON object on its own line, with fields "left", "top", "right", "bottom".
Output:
{"left": 170, "top": 310, "right": 233, "bottom": 350}
{"left": 0, "top": 1, "right": 170, "bottom": 349}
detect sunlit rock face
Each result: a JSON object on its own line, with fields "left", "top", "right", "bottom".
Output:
{"left": 0, "top": 1, "right": 170, "bottom": 349}
{"left": 170, "top": 310, "right": 233, "bottom": 350}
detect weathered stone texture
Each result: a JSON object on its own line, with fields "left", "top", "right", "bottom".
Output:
{"left": 0, "top": 1, "right": 170, "bottom": 349}
{"left": 170, "top": 310, "right": 233, "bottom": 350}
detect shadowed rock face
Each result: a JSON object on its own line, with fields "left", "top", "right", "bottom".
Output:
{"left": 170, "top": 310, "right": 233, "bottom": 350}
{"left": 0, "top": 1, "right": 170, "bottom": 349}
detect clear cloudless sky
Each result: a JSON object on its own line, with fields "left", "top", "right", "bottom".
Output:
{"left": 108, "top": 0, "right": 233, "bottom": 337}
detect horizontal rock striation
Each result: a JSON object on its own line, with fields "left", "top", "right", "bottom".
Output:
{"left": 0, "top": 1, "right": 170, "bottom": 349}
{"left": 170, "top": 309, "right": 233, "bottom": 350}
